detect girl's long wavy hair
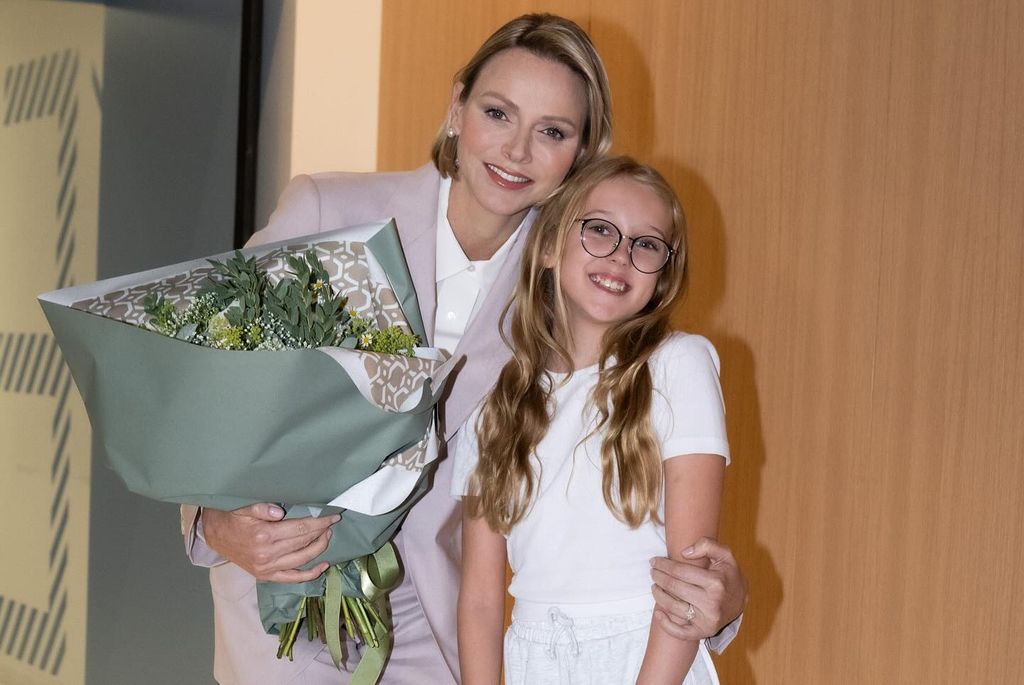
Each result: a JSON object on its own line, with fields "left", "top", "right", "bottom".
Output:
{"left": 467, "top": 156, "right": 689, "bottom": 532}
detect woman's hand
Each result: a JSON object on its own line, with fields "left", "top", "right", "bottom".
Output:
{"left": 202, "top": 503, "right": 340, "bottom": 583}
{"left": 649, "top": 537, "right": 747, "bottom": 640}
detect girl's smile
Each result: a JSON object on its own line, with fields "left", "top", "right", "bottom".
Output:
{"left": 588, "top": 271, "right": 630, "bottom": 294}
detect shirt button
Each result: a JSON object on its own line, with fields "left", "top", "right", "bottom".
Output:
{"left": 467, "top": 264, "right": 476, "bottom": 272}
{"left": 447, "top": 311, "right": 457, "bottom": 321}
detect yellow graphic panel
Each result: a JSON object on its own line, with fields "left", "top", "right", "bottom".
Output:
{"left": 0, "top": 1, "right": 104, "bottom": 684}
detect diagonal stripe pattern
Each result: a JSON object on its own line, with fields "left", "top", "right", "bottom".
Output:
{"left": 1, "top": 48, "right": 87, "bottom": 676}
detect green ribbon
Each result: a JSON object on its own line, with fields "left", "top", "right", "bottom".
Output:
{"left": 325, "top": 566, "right": 344, "bottom": 668}
{"left": 323, "top": 542, "right": 402, "bottom": 685}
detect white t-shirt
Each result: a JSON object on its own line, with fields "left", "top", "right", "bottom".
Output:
{"left": 451, "top": 332, "right": 730, "bottom": 614}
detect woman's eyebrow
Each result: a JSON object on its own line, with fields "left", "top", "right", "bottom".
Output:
{"left": 477, "top": 91, "right": 580, "bottom": 129}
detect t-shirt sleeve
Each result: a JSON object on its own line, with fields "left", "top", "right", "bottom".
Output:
{"left": 652, "top": 334, "right": 731, "bottom": 464}
{"left": 449, "top": 406, "right": 483, "bottom": 498}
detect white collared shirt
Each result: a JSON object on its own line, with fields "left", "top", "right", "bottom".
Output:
{"left": 433, "top": 176, "right": 533, "bottom": 354}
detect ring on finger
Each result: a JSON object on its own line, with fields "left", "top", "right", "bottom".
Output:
{"left": 684, "top": 602, "right": 696, "bottom": 624}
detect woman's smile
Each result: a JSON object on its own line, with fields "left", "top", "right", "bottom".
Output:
{"left": 484, "top": 162, "right": 533, "bottom": 189}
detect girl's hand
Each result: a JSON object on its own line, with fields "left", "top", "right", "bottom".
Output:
{"left": 649, "top": 537, "right": 747, "bottom": 640}
{"left": 202, "top": 504, "right": 339, "bottom": 583}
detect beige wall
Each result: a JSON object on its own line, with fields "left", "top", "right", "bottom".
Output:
{"left": 256, "top": 0, "right": 382, "bottom": 229}
{"left": 379, "top": 1, "right": 1024, "bottom": 682}
{"left": 0, "top": 2, "right": 104, "bottom": 683}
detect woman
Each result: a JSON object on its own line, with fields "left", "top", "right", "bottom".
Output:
{"left": 183, "top": 14, "right": 746, "bottom": 684}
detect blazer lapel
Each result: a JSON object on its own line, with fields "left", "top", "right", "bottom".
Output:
{"left": 441, "top": 224, "right": 530, "bottom": 440}
{"left": 380, "top": 165, "right": 440, "bottom": 345}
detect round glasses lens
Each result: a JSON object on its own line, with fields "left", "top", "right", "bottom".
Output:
{"left": 630, "top": 236, "right": 670, "bottom": 273}
{"left": 580, "top": 219, "right": 620, "bottom": 257}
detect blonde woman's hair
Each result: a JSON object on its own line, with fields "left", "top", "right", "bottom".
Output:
{"left": 468, "top": 156, "right": 689, "bottom": 532}
{"left": 431, "top": 13, "right": 612, "bottom": 182}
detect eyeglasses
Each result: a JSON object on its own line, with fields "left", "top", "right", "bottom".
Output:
{"left": 577, "top": 218, "right": 674, "bottom": 274}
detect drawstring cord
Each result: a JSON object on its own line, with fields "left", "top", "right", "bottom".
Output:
{"left": 545, "top": 607, "right": 580, "bottom": 659}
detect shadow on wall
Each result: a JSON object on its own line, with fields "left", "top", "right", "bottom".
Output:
{"left": 663, "top": 160, "right": 783, "bottom": 684}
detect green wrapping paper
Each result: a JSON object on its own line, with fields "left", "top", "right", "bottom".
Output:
{"left": 38, "top": 220, "right": 454, "bottom": 681}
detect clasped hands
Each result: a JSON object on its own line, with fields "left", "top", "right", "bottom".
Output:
{"left": 201, "top": 503, "right": 340, "bottom": 584}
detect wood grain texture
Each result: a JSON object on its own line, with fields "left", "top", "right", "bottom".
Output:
{"left": 381, "top": 1, "right": 1024, "bottom": 681}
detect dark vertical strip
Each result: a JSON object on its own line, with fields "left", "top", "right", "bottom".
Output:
{"left": 57, "top": 235, "right": 75, "bottom": 289}
{"left": 0, "top": 600, "right": 13, "bottom": 648}
{"left": 37, "top": 337, "right": 59, "bottom": 395}
{"left": 51, "top": 364, "right": 68, "bottom": 415}
{"left": 91, "top": 64, "right": 102, "bottom": 106}
{"left": 13, "top": 59, "right": 35, "bottom": 123}
{"left": 0, "top": 333, "right": 11, "bottom": 380}
{"left": 57, "top": 145, "right": 76, "bottom": 216}
{"left": 49, "top": 530, "right": 67, "bottom": 591}
{"left": 36, "top": 52, "right": 59, "bottom": 118}
{"left": 57, "top": 191, "right": 76, "bottom": 258}
{"left": 47, "top": 51, "right": 70, "bottom": 115}
{"left": 25, "top": 57, "right": 46, "bottom": 121}
{"left": 25, "top": 333, "right": 49, "bottom": 393}
{"left": 58, "top": 54, "right": 78, "bottom": 125}
{"left": 51, "top": 459, "right": 69, "bottom": 524}
{"left": 3, "top": 334, "right": 24, "bottom": 391}
{"left": 5, "top": 603, "right": 25, "bottom": 654}
{"left": 4, "top": 63, "right": 24, "bottom": 125}
{"left": 16, "top": 608, "right": 37, "bottom": 660}
{"left": 234, "top": 0, "right": 263, "bottom": 248}
{"left": 59, "top": 99, "right": 77, "bottom": 168}
{"left": 28, "top": 611, "right": 49, "bottom": 666}
{"left": 14, "top": 333, "right": 37, "bottom": 392}
{"left": 49, "top": 503, "right": 69, "bottom": 561}
{"left": 50, "top": 634, "right": 66, "bottom": 675}
{"left": 52, "top": 413, "right": 70, "bottom": 476}
{"left": 38, "top": 591, "right": 65, "bottom": 670}
{"left": 13, "top": 58, "right": 36, "bottom": 122}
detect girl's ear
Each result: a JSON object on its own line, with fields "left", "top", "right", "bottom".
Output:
{"left": 448, "top": 82, "right": 466, "bottom": 135}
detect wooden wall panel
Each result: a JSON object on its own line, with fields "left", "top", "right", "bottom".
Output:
{"left": 380, "top": 1, "right": 1024, "bottom": 682}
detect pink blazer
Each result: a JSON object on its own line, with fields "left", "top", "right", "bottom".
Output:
{"left": 182, "top": 163, "right": 527, "bottom": 683}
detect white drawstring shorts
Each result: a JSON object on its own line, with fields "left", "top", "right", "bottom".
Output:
{"left": 503, "top": 604, "right": 719, "bottom": 685}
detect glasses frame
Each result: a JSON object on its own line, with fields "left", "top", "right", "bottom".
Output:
{"left": 577, "top": 218, "right": 675, "bottom": 274}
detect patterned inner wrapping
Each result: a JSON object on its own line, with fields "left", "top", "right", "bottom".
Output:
{"left": 70, "top": 240, "right": 442, "bottom": 472}
{"left": 71, "top": 240, "right": 406, "bottom": 332}
{"left": 382, "top": 433, "right": 431, "bottom": 471}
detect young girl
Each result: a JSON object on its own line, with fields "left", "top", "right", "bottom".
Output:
{"left": 453, "top": 156, "right": 729, "bottom": 685}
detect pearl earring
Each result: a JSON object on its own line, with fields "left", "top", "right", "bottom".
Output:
{"left": 447, "top": 127, "right": 456, "bottom": 138}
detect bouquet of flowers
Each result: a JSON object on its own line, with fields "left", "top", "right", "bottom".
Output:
{"left": 38, "top": 220, "right": 454, "bottom": 684}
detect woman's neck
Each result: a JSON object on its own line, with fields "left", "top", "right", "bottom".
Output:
{"left": 446, "top": 180, "right": 528, "bottom": 261}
